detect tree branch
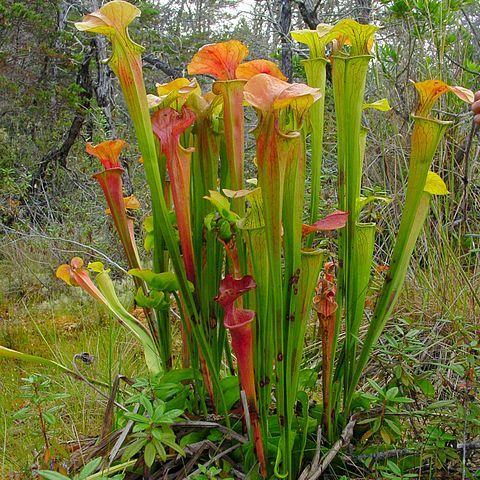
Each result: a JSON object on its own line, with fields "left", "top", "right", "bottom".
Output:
{"left": 143, "top": 53, "right": 181, "bottom": 79}
{"left": 29, "top": 45, "right": 94, "bottom": 194}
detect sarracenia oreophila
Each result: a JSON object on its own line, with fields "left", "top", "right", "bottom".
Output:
{"left": 2, "top": 2, "right": 474, "bottom": 477}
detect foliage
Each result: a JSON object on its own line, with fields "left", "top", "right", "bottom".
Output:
{"left": 121, "top": 399, "right": 185, "bottom": 467}
{"left": 39, "top": 457, "right": 124, "bottom": 480}
{"left": 0, "top": 0, "right": 479, "bottom": 479}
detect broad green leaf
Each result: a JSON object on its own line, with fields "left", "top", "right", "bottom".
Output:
{"left": 416, "top": 378, "right": 435, "bottom": 397}
{"left": 160, "top": 435, "right": 186, "bottom": 456}
{"left": 144, "top": 442, "right": 156, "bottom": 467}
{"left": 180, "top": 431, "right": 207, "bottom": 448}
{"left": 204, "top": 190, "right": 239, "bottom": 222}
{"left": 139, "top": 397, "right": 154, "bottom": 418}
{"left": 298, "top": 368, "right": 317, "bottom": 391}
{"left": 161, "top": 368, "right": 194, "bottom": 383}
{"left": 143, "top": 216, "right": 154, "bottom": 232}
{"left": 144, "top": 232, "right": 154, "bottom": 253}
{"left": 385, "top": 418, "right": 402, "bottom": 436}
{"left": 380, "top": 427, "right": 392, "bottom": 445}
{"left": 152, "top": 438, "right": 167, "bottom": 461}
{"left": 121, "top": 438, "right": 147, "bottom": 462}
{"left": 424, "top": 171, "right": 449, "bottom": 195}
{"left": 391, "top": 396, "right": 414, "bottom": 403}
{"left": 367, "top": 378, "right": 384, "bottom": 395}
{"left": 42, "top": 411, "right": 55, "bottom": 425}
{"left": 124, "top": 412, "right": 148, "bottom": 423}
{"left": 220, "top": 375, "right": 240, "bottom": 410}
{"left": 385, "top": 387, "right": 399, "bottom": 401}
{"left": 363, "top": 98, "right": 391, "bottom": 111}
{"left": 386, "top": 460, "right": 402, "bottom": 476}
{"left": 143, "top": 216, "right": 155, "bottom": 252}
{"left": 449, "top": 363, "right": 465, "bottom": 376}
{"left": 160, "top": 408, "right": 183, "bottom": 422}
{"left": 37, "top": 472, "right": 71, "bottom": 480}
{"left": 78, "top": 457, "right": 102, "bottom": 479}
{"left": 132, "top": 423, "right": 149, "bottom": 433}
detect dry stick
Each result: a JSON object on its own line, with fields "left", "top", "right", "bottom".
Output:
{"left": 172, "top": 440, "right": 216, "bottom": 479}
{"left": 98, "top": 374, "right": 130, "bottom": 442}
{"left": 240, "top": 390, "right": 252, "bottom": 439}
{"left": 460, "top": 8, "right": 480, "bottom": 49}
{"left": 307, "top": 417, "right": 357, "bottom": 480}
{"left": 108, "top": 404, "right": 140, "bottom": 465}
{"left": 174, "top": 421, "right": 248, "bottom": 444}
{"left": 353, "top": 441, "right": 480, "bottom": 463}
{"left": 298, "top": 425, "right": 322, "bottom": 480}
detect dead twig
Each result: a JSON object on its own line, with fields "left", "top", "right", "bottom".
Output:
{"left": 174, "top": 421, "right": 248, "bottom": 444}
{"left": 298, "top": 425, "right": 322, "bottom": 480}
{"left": 353, "top": 440, "right": 480, "bottom": 463}
{"left": 306, "top": 416, "right": 357, "bottom": 480}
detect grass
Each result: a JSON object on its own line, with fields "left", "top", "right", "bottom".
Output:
{"left": 0, "top": 285, "right": 148, "bottom": 477}
{"left": 1, "top": 231, "right": 479, "bottom": 478}
{"left": 0, "top": 123, "right": 478, "bottom": 478}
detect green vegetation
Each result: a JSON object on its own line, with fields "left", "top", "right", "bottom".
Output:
{"left": 0, "top": 0, "right": 479, "bottom": 479}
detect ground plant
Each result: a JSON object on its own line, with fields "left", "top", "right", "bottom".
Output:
{"left": 0, "top": 1, "right": 477, "bottom": 479}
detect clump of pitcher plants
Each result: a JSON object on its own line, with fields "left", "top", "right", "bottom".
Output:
{"left": 2, "top": 1, "right": 474, "bottom": 478}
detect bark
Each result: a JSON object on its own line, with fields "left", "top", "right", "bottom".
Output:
{"left": 278, "top": 0, "right": 293, "bottom": 81}
{"left": 295, "top": 0, "right": 319, "bottom": 29}
{"left": 355, "top": 0, "right": 372, "bottom": 24}
{"left": 142, "top": 53, "right": 181, "bottom": 80}
{"left": 294, "top": 0, "right": 332, "bottom": 83}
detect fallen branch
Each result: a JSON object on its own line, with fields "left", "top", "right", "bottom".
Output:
{"left": 354, "top": 440, "right": 480, "bottom": 463}
{"left": 174, "top": 420, "right": 248, "bottom": 444}
{"left": 300, "top": 416, "right": 357, "bottom": 480}
{"left": 298, "top": 425, "right": 322, "bottom": 480}
{"left": 143, "top": 53, "right": 181, "bottom": 79}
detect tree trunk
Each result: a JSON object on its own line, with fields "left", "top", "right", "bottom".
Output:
{"left": 278, "top": 0, "right": 293, "bottom": 80}
{"left": 30, "top": 46, "right": 94, "bottom": 196}
{"left": 355, "top": 0, "right": 372, "bottom": 24}
{"left": 296, "top": 0, "right": 318, "bottom": 29}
